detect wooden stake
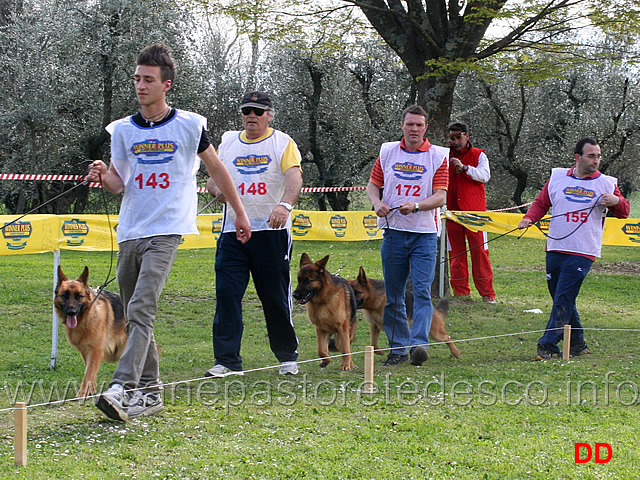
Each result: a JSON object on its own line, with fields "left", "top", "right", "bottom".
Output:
{"left": 562, "top": 325, "right": 571, "bottom": 361}
{"left": 363, "top": 346, "right": 375, "bottom": 394}
{"left": 14, "top": 402, "right": 27, "bottom": 466}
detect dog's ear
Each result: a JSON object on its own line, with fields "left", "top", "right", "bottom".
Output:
{"left": 77, "top": 266, "right": 89, "bottom": 285}
{"left": 300, "top": 252, "right": 312, "bottom": 267}
{"left": 57, "top": 265, "right": 68, "bottom": 286}
{"left": 357, "top": 266, "right": 370, "bottom": 287}
{"left": 316, "top": 255, "right": 330, "bottom": 272}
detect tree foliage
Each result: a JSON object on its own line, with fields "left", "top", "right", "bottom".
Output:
{"left": 453, "top": 49, "right": 640, "bottom": 210}
{"left": 1, "top": 0, "right": 639, "bottom": 217}
{"left": 0, "top": 0, "right": 195, "bottom": 214}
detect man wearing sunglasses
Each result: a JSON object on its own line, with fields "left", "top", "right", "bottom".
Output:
{"left": 446, "top": 121, "right": 496, "bottom": 304}
{"left": 206, "top": 91, "right": 303, "bottom": 377}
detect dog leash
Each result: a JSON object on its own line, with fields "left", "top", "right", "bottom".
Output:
{"left": 0, "top": 177, "right": 90, "bottom": 232}
{"left": 444, "top": 197, "right": 606, "bottom": 265}
{"left": 82, "top": 170, "right": 118, "bottom": 311}
{"left": 333, "top": 208, "right": 399, "bottom": 275}
{"left": 197, "top": 194, "right": 221, "bottom": 215}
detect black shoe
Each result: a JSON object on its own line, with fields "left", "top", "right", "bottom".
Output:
{"left": 382, "top": 353, "right": 409, "bottom": 366}
{"left": 410, "top": 346, "right": 428, "bottom": 366}
{"left": 535, "top": 345, "right": 557, "bottom": 361}
{"left": 570, "top": 344, "right": 591, "bottom": 357}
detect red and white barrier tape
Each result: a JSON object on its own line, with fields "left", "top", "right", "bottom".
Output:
{"left": 0, "top": 173, "right": 366, "bottom": 194}
{"left": 0, "top": 174, "right": 529, "bottom": 209}
{"left": 487, "top": 202, "right": 532, "bottom": 212}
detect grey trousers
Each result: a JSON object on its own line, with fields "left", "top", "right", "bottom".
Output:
{"left": 112, "top": 235, "right": 180, "bottom": 392}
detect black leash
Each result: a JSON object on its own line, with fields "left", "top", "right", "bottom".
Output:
{"left": 0, "top": 164, "right": 118, "bottom": 307}
{"left": 333, "top": 206, "right": 400, "bottom": 275}
{"left": 532, "top": 194, "right": 604, "bottom": 241}
{"left": 1, "top": 179, "right": 89, "bottom": 232}
{"left": 85, "top": 171, "right": 117, "bottom": 309}
{"left": 445, "top": 197, "right": 605, "bottom": 265}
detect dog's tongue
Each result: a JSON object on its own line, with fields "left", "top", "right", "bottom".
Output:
{"left": 66, "top": 316, "right": 78, "bottom": 329}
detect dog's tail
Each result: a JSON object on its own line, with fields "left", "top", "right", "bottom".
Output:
{"left": 432, "top": 298, "right": 460, "bottom": 358}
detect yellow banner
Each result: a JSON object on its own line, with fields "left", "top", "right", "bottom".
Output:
{"left": 1, "top": 210, "right": 638, "bottom": 255}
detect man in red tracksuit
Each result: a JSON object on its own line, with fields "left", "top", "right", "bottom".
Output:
{"left": 446, "top": 122, "right": 496, "bottom": 303}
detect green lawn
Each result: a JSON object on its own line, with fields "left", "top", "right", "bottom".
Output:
{"left": 0, "top": 235, "right": 639, "bottom": 478}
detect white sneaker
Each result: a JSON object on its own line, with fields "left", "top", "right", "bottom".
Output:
{"left": 95, "top": 384, "right": 129, "bottom": 421}
{"left": 128, "top": 390, "right": 164, "bottom": 418}
{"left": 279, "top": 361, "right": 299, "bottom": 375}
{"left": 205, "top": 364, "right": 244, "bottom": 378}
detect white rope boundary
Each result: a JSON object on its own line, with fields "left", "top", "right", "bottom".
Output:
{"left": 2, "top": 325, "right": 639, "bottom": 413}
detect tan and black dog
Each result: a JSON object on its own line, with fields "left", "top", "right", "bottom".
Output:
{"left": 54, "top": 266, "right": 127, "bottom": 397}
{"left": 293, "top": 253, "right": 357, "bottom": 370}
{"left": 347, "top": 266, "right": 461, "bottom": 358}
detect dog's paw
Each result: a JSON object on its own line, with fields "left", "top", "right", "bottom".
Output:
{"left": 77, "top": 382, "right": 97, "bottom": 399}
{"left": 319, "top": 360, "right": 330, "bottom": 368}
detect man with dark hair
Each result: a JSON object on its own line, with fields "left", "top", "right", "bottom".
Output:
{"left": 446, "top": 121, "right": 496, "bottom": 303}
{"left": 206, "top": 91, "right": 303, "bottom": 377}
{"left": 518, "top": 137, "right": 629, "bottom": 360}
{"left": 366, "top": 105, "right": 449, "bottom": 367}
{"left": 87, "top": 44, "right": 251, "bottom": 421}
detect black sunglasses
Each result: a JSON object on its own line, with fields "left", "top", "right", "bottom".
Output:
{"left": 241, "top": 107, "right": 267, "bottom": 116}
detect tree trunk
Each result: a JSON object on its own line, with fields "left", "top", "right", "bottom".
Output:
{"left": 416, "top": 73, "right": 459, "bottom": 144}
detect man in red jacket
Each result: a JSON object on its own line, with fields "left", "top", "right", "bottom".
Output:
{"left": 446, "top": 122, "right": 496, "bottom": 303}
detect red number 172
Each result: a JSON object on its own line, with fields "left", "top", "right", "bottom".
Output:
{"left": 395, "top": 184, "right": 421, "bottom": 197}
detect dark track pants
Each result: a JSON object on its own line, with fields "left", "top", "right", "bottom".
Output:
{"left": 538, "top": 251, "right": 592, "bottom": 353}
{"left": 212, "top": 230, "right": 298, "bottom": 370}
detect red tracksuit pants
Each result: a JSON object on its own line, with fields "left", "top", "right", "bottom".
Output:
{"left": 446, "top": 220, "right": 495, "bottom": 298}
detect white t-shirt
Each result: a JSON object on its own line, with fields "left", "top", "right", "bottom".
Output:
{"left": 107, "top": 109, "right": 205, "bottom": 243}
{"left": 218, "top": 128, "right": 301, "bottom": 233}
{"left": 378, "top": 141, "right": 449, "bottom": 234}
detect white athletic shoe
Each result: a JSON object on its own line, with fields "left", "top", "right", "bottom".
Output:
{"left": 279, "top": 361, "right": 299, "bottom": 375}
{"left": 128, "top": 390, "right": 164, "bottom": 418}
{"left": 205, "top": 364, "right": 244, "bottom": 378}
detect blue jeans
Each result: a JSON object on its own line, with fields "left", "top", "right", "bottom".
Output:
{"left": 538, "top": 251, "right": 592, "bottom": 353}
{"left": 380, "top": 229, "right": 437, "bottom": 355}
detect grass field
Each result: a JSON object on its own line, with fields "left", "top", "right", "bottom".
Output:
{"left": 0, "top": 232, "right": 639, "bottom": 478}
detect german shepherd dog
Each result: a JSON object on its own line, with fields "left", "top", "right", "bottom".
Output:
{"left": 54, "top": 266, "right": 127, "bottom": 397}
{"left": 293, "top": 253, "right": 358, "bottom": 370}
{"left": 347, "top": 266, "right": 461, "bottom": 358}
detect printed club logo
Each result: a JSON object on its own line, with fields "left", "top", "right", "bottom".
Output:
{"left": 363, "top": 215, "right": 378, "bottom": 237}
{"left": 2, "top": 221, "right": 32, "bottom": 250}
{"left": 456, "top": 213, "right": 491, "bottom": 228}
{"left": 392, "top": 161, "right": 425, "bottom": 181}
{"left": 330, "top": 215, "right": 347, "bottom": 238}
{"left": 563, "top": 185, "right": 596, "bottom": 204}
{"left": 234, "top": 154, "right": 271, "bottom": 175}
{"left": 292, "top": 214, "right": 312, "bottom": 237}
{"left": 62, "top": 219, "right": 89, "bottom": 247}
{"left": 574, "top": 443, "right": 612, "bottom": 464}
{"left": 621, "top": 222, "right": 640, "bottom": 244}
{"left": 211, "top": 218, "right": 223, "bottom": 241}
{"left": 536, "top": 219, "right": 550, "bottom": 234}
{"left": 132, "top": 139, "right": 177, "bottom": 165}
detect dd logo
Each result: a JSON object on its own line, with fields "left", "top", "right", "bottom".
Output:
{"left": 574, "top": 443, "right": 612, "bottom": 463}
